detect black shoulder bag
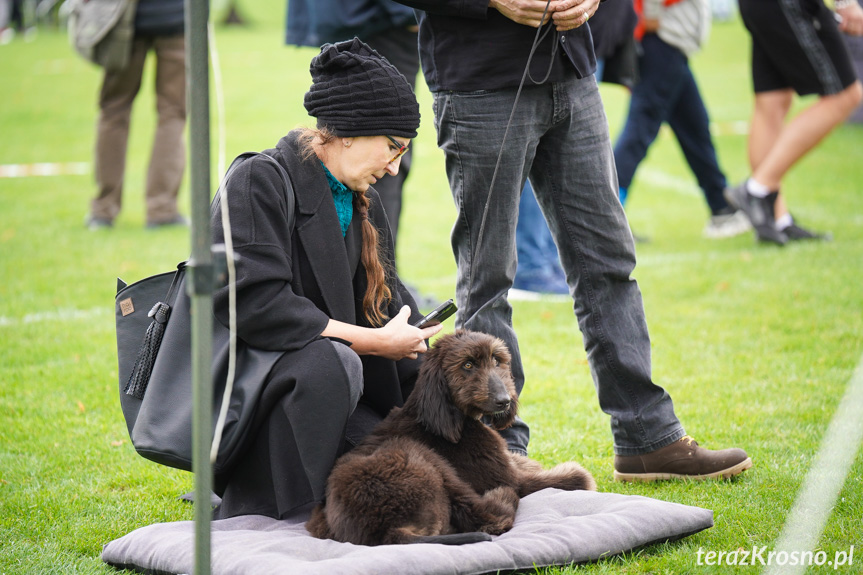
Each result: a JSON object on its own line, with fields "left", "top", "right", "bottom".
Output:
{"left": 114, "top": 152, "right": 293, "bottom": 473}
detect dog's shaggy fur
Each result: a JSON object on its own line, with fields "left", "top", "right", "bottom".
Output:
{"left": 306, "top": 330, "right": 596, "bottom": 546}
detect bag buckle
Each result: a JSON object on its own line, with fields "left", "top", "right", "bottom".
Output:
{"left": 148, "top": 302, "right": 171, "bottom": 324}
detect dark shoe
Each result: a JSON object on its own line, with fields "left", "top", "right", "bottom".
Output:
{"left": 146, "top": 215, "right": 189, "bottom": 229}
{"left": 782, "top": 218, "right": 832, "bottom": 242}
{"left": 85, "top": 215, "right": 113, "bottom": 231}
{"left": 724, "top": 183, "right": 787, "bottom": 245}
{"left": 613, "top": 435, "right": 752, "bottom": 482}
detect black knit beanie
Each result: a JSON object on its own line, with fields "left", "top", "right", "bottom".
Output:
{"left": 304, "top": 38, "right": 420, "bottom": 139}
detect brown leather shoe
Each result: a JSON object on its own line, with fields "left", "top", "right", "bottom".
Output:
{"left": 613, "top": 436, "right": 752, "bottom": 482}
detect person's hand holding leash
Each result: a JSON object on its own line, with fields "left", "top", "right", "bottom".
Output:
{"left": 489, "top": 0, "right": 555, "bottom": 27}
{"left": 550, "top": 0, "right": 601, "bottom": 31}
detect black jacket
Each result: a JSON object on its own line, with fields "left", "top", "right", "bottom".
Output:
{"left": 392, "top": 0, "right": 596, "bottom": 91}
{"left": 135, "top": 0, "right": 184, "bottom": 36}
{"left": 286, "top": 0, "right": 416, "bottom": 47}
{"left": 590, "top": 0, "right": 637, "bottom": 59}
{"left": 211, "top": 130, "right": 423, "bottom": 417}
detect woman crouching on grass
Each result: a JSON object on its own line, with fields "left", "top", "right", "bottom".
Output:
{"left": 211, "top": 38, "right": 442, "bottom": 520}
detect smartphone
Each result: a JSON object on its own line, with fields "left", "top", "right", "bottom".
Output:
{"left": 413, "top": 299, "right": 457, "bottom": 328}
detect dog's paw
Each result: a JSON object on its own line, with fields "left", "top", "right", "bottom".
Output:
{"left": 475, "top": 486, "right": 518, "bottom": 535}
{"left": 305, "top": 504, "right": 333, "bottom": 539}
{"left": 477, "top": 513, "right": 515, "bottom": 535}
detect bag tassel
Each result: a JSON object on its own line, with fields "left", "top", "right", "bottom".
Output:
{"left": 123, "top": 302, "right": 172, "bottom": 400}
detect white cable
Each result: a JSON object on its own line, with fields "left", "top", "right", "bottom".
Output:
{"left": 210, "top": 21, "right": 227, "bottom": 180}
{"left": 208, "top": 19, "right": 236, "bottom": 465}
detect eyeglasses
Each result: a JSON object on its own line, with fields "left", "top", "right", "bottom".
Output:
{"left": 385, "top": 135, "right": 409, "bottom": 164}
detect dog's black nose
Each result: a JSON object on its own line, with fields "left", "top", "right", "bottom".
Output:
{"left": 494, "top": 398, "right": 511, "bottom": 412}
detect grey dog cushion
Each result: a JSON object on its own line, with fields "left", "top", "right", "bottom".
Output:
{"left": 102, "top": 489, "right": 713, "bottom": 574}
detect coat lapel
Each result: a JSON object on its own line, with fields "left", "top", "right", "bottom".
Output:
{"left": 275, "top": 133, "right": 357, "bottom": 325}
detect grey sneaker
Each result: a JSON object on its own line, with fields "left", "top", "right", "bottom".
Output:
{"left": 703, "top": 208, "right": 752, "bottom": 239}
{"left": 723, "top": 182, "right": 787, "bottom": 245}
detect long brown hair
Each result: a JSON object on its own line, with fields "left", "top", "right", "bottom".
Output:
{"left": 299, "top": 127, "right": 393, "bottom": 327}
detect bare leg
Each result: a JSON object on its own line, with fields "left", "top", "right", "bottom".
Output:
{"left": 751, "top": 82, "right": 863, "bottom": 218}
{"left": 748, "top": 89, "right": 793, "bottom": 176}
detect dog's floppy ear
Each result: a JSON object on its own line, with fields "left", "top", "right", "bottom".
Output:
{"left": 413, "top": 342, "right": 464, "bottom": 443}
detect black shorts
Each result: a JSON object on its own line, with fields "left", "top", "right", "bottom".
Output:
{"left": 739, "top": 0, "right": 858, "bottom": 95}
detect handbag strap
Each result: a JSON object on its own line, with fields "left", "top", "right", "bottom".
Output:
{"left": 211, "top": 151, "right": 295, "bottom": 230}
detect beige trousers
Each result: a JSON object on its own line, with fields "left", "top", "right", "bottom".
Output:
{"left": 91, "top": 34, "right": 186, "bottom": 224}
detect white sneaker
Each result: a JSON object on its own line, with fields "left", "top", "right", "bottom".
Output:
{"left": 703, "top": 209, "right": 751, "bottom": 239}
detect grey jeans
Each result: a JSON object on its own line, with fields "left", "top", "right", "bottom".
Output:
{"left": 432, "top": 74, "right": 685, "bottom": 456}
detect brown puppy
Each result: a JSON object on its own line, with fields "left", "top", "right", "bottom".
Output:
{"left": 306, "top": 330, "right": 595, "bottom": 546}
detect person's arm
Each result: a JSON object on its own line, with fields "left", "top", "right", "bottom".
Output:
{"left": 639, "top": 0, "right": 662, "bottom": 32}
{"left": 488, "top": 0, "right": 555, "bottom": 26}
{"left": 836, "top": 0, "right": 863, "bottom": 35}
{"left": 392, "top": 0, "right": 597, "bottom": 29}
{"left": 322, "top": 305, "right": 443, "bottom": 360}
{"left": 485, "top": 0, "right": 602, "bottom": 32}
{"left": 213, "top": 157, "right": 333, "bottom": 351}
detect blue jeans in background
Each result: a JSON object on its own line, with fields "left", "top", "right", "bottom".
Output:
{"left": 432, "top": 75, "right": 685, "bottom": 456}
{"left": 514, "top": 179, "right": 567, "bottom": 294}
{"left": 614, "top": 34, "right": 729, "bottom": 215}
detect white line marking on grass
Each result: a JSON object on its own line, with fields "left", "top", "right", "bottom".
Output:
{"left": 637, "top": 166, "right": 701, "bottom": 198}
{"left": 0, "top": 307, "right": 108, "bottom": 326}
{"left": 763, "top": 353, "right": 863, "bottom": 575}
{"left": 0, "top": 162, "right": 90, "bottom": 178}
{"left": 710, "top": 120, "right": 750, "bottom": 136}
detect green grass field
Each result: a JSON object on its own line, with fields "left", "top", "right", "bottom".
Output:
{"left": 1, "top": 2, "right": 862, "bottom": 573}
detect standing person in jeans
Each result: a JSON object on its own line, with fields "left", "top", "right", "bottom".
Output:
{"left": 513, "top": 0, "right": 638, "bottom": 298}
{"left": 85, "top": 0, "right": 187, "bottom": 230}
{"left": 613, "top": 0, "right": 751, "bottom": 240}
{"left": 393, "top": 0, "right": 751, "bottom": 481}
{"left": 726, "top": 0, "right": 863, "bottom": 244}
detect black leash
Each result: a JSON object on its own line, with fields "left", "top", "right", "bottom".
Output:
{"left": 464, "top": 0, "right": 559, "bottom": 316}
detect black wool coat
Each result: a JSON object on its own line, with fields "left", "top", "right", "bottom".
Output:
{"left": 211, "top": 129, "right": 425, "bottom": 429}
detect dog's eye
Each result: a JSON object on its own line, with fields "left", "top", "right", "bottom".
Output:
{"left": 463, "top": 361, "right": 473, "bottom": 370}
{"left": 493, "top": 357, "right": 499, "bottom": 366}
